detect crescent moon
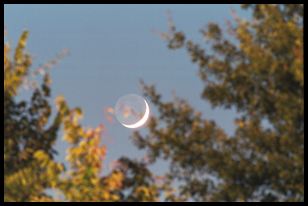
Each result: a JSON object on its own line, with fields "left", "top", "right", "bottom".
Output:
{"left": 122, "top": 99, "right": 150, "bottom": 129}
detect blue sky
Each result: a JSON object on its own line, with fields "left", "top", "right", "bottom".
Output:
{"left": 4, "top": 4, "right": 251, "bottom": 175}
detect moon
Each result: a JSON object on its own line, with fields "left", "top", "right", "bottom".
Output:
{"left": 121, "top": 99, "right": 150, "bottom": 129}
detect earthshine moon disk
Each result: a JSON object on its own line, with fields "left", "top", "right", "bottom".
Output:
{"left": 114, "top": 94, "right": 150, "bottom": 129}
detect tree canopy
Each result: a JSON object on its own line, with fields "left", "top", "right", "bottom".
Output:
{"left": 4, "top": 4, "right": 303, "bottom": 202}
{"left": 133, "top": 4, "right": 303, "bottom": 201}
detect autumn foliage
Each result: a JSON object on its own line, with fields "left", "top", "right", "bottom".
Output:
{"left": 4, "top": 4, "right": 303, "bottom": 202}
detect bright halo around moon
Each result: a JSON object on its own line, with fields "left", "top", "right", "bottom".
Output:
{"left": 114, "top": 94, "right": 150, "bottom": 129}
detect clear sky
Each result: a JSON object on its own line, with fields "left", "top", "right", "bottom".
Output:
{"left": 4, "top": 4, "right": 251, "bottom": 175}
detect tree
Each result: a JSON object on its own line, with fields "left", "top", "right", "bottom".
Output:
{"left": 133, "top": 4, "right": 303, "bottom": 201}
{"left": 4, "top": 31, "right": 64, "bottom": 201}
{"left": 4, "top": 31, "right": 163, "bottom": 202}
{"left": 4, "top": 4, "right": 303, "bottom": 202}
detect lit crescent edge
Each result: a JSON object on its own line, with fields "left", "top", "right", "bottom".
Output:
{"left": 122, "top": 99, "right": 150, "bottom": 129}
